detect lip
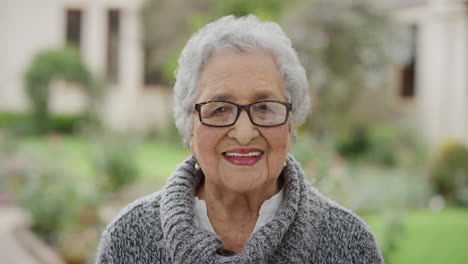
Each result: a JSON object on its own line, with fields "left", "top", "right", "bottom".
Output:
{"left": 222, "top": 148, "right": 264, "bottom": 166}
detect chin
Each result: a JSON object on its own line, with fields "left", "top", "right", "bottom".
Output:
{"left": 221, "top": 171, "right": 269, "bottom": 193}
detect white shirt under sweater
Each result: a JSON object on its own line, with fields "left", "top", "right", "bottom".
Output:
{"left": 193, "top": 188, "right": 284, "bottom": 236}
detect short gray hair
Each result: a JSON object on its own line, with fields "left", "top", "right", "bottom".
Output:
{"left": 174, "top": 15, "right": 310, "bottom": 143}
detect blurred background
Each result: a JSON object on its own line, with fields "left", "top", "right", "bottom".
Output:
{"left": 1, "top": 0, "right": 467, "bottom": 263}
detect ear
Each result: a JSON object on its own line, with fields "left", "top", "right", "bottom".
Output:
{"left": 188, "top": 115, "right": 197, "bottom": 157}
{"left": 188, "top": 134, "right": 196, "bottom": 158}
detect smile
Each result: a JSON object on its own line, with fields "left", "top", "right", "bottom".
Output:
{"left": 222, "top": 148, "right": 264, "bottom": 166}
{"left": 224, "top": 151, "right": 263, "bottom": 157}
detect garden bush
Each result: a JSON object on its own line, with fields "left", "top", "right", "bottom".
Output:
{"left": 91, "top": 134, "right": 140, "bottom": 192}
{"left": 0, "top": 112, "right": 26, "bottom": 127}
{"left": 50, "top": 114, "right": 88, "bottom": 134}
{"left": 24, "top": 46, "right": 91, "bottom": 133}
{"left": 1, "top": 137, "right": 100, "bottom": 263}
{"left": 335, "top": 123, "right": 425, "bottom": 168}
{"left": 0, "top": 112, "right": 90, "bottom": 135}
{"left": 430, "top": 141, "right": 468, "bottom": 206}
{"left": 336, "top": 124, "right": 399, "bottom": 166}
{"left": 16, "top": 167, "right": 97, "bottom": 239}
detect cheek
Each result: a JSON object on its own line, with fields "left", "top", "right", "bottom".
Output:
{"left": 264, "top": 126, "right": 291, "bottom": 154}
{"left": 190, "top": 124, "right": 225, "bottom": 159}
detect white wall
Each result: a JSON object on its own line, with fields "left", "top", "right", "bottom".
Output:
{"left": 393, "top": 0, "right": 468, "bottom": 147}
{"left": 0, "top": 0, "right": 172, "bottom": 133}
{"left": 1, "top": 0, "right": 63, "bottom": 111}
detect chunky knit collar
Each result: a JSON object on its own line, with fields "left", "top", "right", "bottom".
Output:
{"left": 160, "top": 154, "right": 312, "bottom": 264}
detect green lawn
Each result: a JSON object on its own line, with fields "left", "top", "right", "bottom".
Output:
{"left": 366, "top": 208, "right": 468, "bottom": 264}
{"left": 13, "top": 135, "right": 190, "bottom": 183}
{"left": 134, "top": 140, "right": 190, "bottom": 180}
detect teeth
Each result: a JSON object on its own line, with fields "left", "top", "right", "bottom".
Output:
{"left": 224, "top": 152, "right": 262, "bottom": 157}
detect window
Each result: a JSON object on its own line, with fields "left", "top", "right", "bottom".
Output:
{"left": 143, "top": 46, "right": 163, "bottom": 86}
{"left": 107, "top": 9, "right": 120, "bottom": 83}
{"left": 66, "top": 9, "right": 82, "bottom": 50}
{"left": 400, "top": 25, "right": 418, "bottom": 99}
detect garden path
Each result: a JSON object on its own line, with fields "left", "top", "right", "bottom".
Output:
{"left": 0, "top": 206, "right": 64, "bottom": 264}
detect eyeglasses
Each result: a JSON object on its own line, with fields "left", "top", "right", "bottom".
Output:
{"left": 194, "top": 100, "right": 292, "bottom": 127}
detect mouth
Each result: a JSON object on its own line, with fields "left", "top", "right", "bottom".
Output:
{"left": 222, "top": 148, "right": 264, "bottom": 166}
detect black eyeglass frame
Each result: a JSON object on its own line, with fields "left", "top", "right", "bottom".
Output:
{"left": 194, "top": 100, "right": 292, "bottom": 127}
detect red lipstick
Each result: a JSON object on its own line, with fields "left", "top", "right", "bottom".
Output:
{"left": 222, "top": 148, "right": 264, "bottom": 166}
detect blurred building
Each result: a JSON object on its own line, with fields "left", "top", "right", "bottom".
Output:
{"left": 0, "top": 0, "right": 172, "bottom": 134}
{"left": 390, "top": 0, "right": 468, "bottom": 147}
{"left": 0, "top": 0, "right": 467, "bottom": 146}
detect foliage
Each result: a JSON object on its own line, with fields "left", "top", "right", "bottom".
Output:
{"left": 0, "top": 112, "right": 24, "bottom": 127}
{"left": 2, "top": 149, "right": 99, "bottom": 264}
{"left": 51, "top": 114, "right": 88, "bottom": 134}
{"left": 17, "top": 168, "right": 98, "bottom": 240}
{"left": 208, "top": 0, "right": 286, "bottom": 20}
{"left": 284, "top": 0, "right": 396, "bottom": 137}
{"left": 90, "top": 134, "right": 140, "bottom": 192}
{"left": 140, "top": 0, "right": 209, "bottom": 85}
{"left": 24, "top": 46, "right": 91, "bottom": 133}
{"left": 140, "top": 0, "right": 289, "bottom": 85}
{"left": 312, "top": 165, "right": 432, "bottom": 213}
{"left": 335, "top": 123, "right": 426, "bottom": 167}
{"left": 0, "top": 112, "right": 31, "bottom": 135}
{"left": 430, "top": 142, "right": 468, "bottom": 206}
{"left": 0, "top": 111, "right": 92, "bottom": 135}
{"left": 336, "top": 126, "right": 370, "bottom": 161}
{"left": 0, "top": 140, "right": 99, "bottom": 247}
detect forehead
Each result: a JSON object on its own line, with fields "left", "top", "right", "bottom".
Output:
{"left": 196, "top": 49, "right": 285, "bottom": 102}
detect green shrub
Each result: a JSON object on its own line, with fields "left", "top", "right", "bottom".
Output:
{"left": 336, "top": 124, "right": 399, "bottom": 166}
{"left": 0, "top": 112, "right": 92, "bottom": 135}
{"left": 0, "top": 112, "right": 35, "bottom": 135}
{"left": 50, "top": 114, "right": 87, "bottom": 134}
{"left": 0, "top": 112, "right": 25, "bottom": 126}
{"left": 430, "top": 142, "right": 468, "bottom": 206}
{"left": 335, "top": 123, "right": 426, "bottom": 167}
{"left": 24, "top": 46, "right": 91, "bottom": 133}
{"left": 7, "top": 153, "right": 99, "bottom": 244}
{"left": 365, "top": 124, "right": 399, "bottom": 166}
{"left": 336, "top": 126, "right": 370, "bottom": 160}
{"left": 91, "top": 135, "right": 140, "bottom": 192}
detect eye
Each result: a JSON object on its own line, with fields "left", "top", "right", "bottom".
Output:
{"left": 214, "top": 107, "right": 227, "bottom": 114}
{"left": 255, "top": 103, "right": 272, "bottom": 113}
{"left": 259, "top": 104, "right": 270, "bottom": 111}
{"left": 209, "top": 104, "right": 234, "bottom": 117}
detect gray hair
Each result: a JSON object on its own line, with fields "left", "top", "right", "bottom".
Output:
{"left": 174, "top": 15, "right": 310, "bottom": 143}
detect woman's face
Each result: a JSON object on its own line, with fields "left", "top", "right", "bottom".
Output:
{"left": 189, "top": 49, "right": 291, "bottom": 194}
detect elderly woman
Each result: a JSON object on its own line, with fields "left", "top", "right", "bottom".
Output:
{"left": 96, "top": 15, "right": 383, "bottom": 263}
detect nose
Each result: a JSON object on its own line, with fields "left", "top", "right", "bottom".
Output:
{"left": 227, "top": 109, "right": 260, "bottom": 145}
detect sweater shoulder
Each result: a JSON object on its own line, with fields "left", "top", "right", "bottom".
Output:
{"left": 106, "top": 190, "right": 164, "bottom": 232}
{"left": 305, "top": 186, "right": 383, "bottom": 264}
{"left": 305, "top": 185, "right": 369, "bottom": 229}
{"left": 95, "top": 191, "right": 167, "bottom": 263}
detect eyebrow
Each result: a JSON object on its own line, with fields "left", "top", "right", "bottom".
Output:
{"left": 208, "top": 91, "right": 277, "bottom": 102}
{"left": 210, "top": 93, "right": 235, "bottom": 101}
{"left": 252, "top": 91, "right": 276, "bottom": 101}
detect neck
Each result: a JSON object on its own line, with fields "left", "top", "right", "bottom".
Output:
{"left": 196, "top": 177, "right": 283, "bottom": 252}
{"left": 197, "top": 177, "right": 282, "bottom": 221}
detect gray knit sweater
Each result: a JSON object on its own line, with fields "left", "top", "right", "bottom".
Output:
{"left": 95, "top": 155, "right": 383, "bottom": 263}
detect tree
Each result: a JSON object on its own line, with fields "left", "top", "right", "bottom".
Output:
{"left": 283, "top": 0, "right": 396, "bottom": 138}
{"left": 140, "top": 0, "right": 289, "bottom": 84}
{"left": 140, "top": 0, "right": 209, "bottom": 85}
{"left": 24, "top": 46, "right": 92, "bottom": 133}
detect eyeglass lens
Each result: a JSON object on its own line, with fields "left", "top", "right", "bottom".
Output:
{"left": 199, "top": 101, "right": 288, "bottom": 126}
